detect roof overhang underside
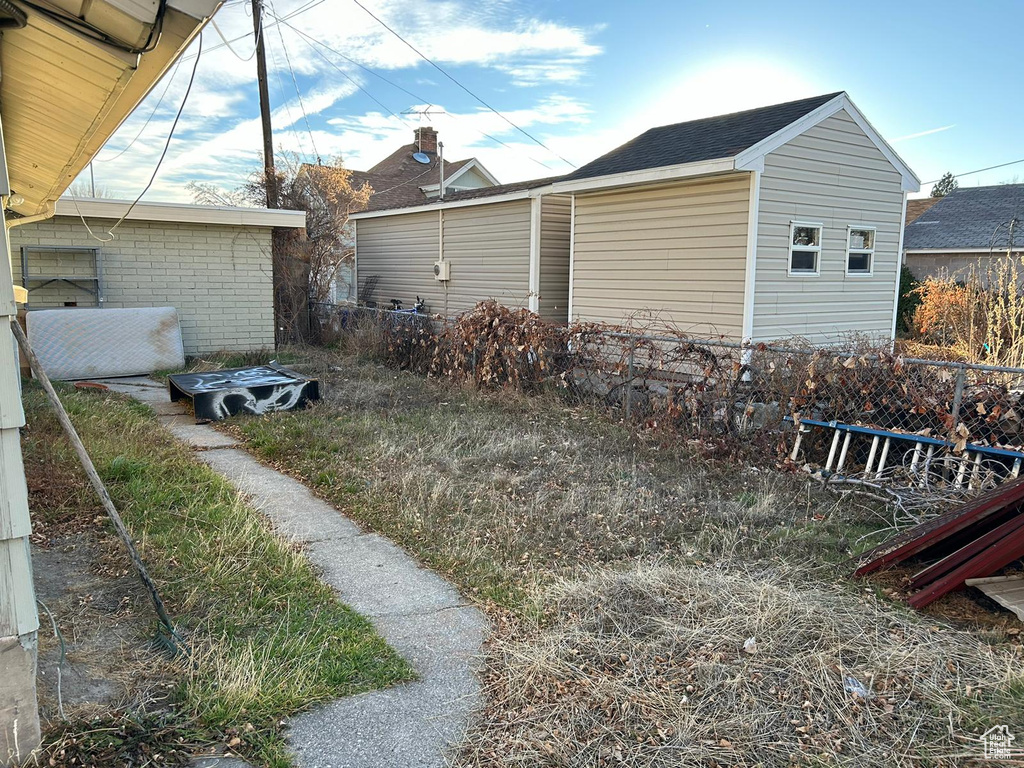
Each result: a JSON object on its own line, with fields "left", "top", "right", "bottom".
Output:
{"left": 0, "top": 0, "right": 220, "bottom": 217}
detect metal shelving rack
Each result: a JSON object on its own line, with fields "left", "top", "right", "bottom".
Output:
{"left": 20, "top": 245, "right": 104, "bottom": 310}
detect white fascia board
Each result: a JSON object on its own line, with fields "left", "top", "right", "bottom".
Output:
{"left": 734, "top": 93, "right": 921, "bottom": 193}
{"left": 53, "top": 197, "right": 307, "bottom": 228}
{"left": 420, "top": 160, "right": 501, "bottom": 194}
{"left": 905, "top": 247, "right": 1024, "bottom": 254}
{"left": 549, "top": 158, "right": 736, "bottom": 195}
{"left": 349, "top": 185, "right": 554, "bottom": 220}
{"left": 460, "top": 159, "right": 500, "bottom": 186}
{"left": 890, "top": 192, "right": 909, "bottom": 344}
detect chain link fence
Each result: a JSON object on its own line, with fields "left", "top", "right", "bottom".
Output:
{"left": 316, "top": 300, "right": 1024, "bottom": 489}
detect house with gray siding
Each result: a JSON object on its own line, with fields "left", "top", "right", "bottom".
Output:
{"left": 351, "top": 92, "right": 919, "bottom": 344}
{"left": 903, "top": 184, "right": 1024, "bottom": 283}
{"left": 9, "top": 198, "right": 306, "bottom": 355}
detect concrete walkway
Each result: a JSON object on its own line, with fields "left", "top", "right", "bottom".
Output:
{"left": 93, "top": 377, "right": 487, "bottom": 768}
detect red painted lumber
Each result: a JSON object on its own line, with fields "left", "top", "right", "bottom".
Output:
{"left": 854, "top": 475, "right": 1024, "bottom": 577}
{"left": 907, "top": 526, "right": 1024, "bottom": 608}
{"left": 909, "top": 511, "right": 1024, "bottom": 589}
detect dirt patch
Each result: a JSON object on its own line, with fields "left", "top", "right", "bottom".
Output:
{"left": 33, "top": 532, "right": 177, "bottom": 725}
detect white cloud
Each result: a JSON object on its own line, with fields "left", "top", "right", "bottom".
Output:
{"left": 892, "top": 124, "right": 956, "bottom": 143}
{"left": 84, "top": 0, "right": 604, "bottom": 201}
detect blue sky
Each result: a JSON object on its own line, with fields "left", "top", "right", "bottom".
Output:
{"left": 85, "top": 0, "right": 1024, "bottom": 202}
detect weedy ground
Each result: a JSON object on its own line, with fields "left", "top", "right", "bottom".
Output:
{"left": 221, "top": 349, "right": 1023, "bottom": 768}
{"left": 23, "top": 383, "right": 412, "bottom": 767}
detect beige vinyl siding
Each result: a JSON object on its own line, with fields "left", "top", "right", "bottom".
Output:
{"left": 571, "top": 175, "right": 750, "bottom": 336}
{"left": 440, "top": 200, "right": 531, "bottom": 315}
{"left": 9, "top": 216, "right": 275, "bottom": 355}
{"left": 538, "top": 194, "right": 571, "bottom": 323}
{"left": 355, "top": 211, "right": 444, "bottom": 312}
{"left": 753, "top": 109, "right": 904, "bottom": 343}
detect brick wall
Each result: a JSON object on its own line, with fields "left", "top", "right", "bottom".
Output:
{"left": 9, "top": 216, "right": 275, "bottom": 355}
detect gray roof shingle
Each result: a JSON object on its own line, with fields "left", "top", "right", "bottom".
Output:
{"left": 903, "top": 185, "right": 1024, "bottom": 251}
{"left": 561, "top": 92, "right": 843, "bottom": 182}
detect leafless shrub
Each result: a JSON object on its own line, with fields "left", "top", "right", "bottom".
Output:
{"left": 332, "top": 301, "right": 1024, "bottom": 463}
{"left": 459, "top": 564, "right": 1019, "bottom": 768}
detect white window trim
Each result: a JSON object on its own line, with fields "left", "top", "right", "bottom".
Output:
{"left": 788, "top": 220, "right": 823, "bottom": 277}
{"left": 846, "top": 224, "right": 876, "bottom": 277}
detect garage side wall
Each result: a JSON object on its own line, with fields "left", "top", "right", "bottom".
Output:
{"left": 538, "top": 194, "right": 571, "bottom": 323}
{"left": 9, "top": 216, "right": 275, "bottom": 355}
{"left": 570, "top": 174, "right": 750, "bottom": 337}
{"left": 356, "top": 200, "right": 534, "bottom": 319}
{"left": 355, "top": 211, "right": 444, "bottom": 312}
{"left": 441, "top": 200, "right": 531, "bottom": 316}
{"left": 753, "top": 109, "right": 905, "bottom": 343}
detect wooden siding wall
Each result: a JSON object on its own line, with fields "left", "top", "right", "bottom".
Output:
{"left": 753, "top": 109, "right": 905, "bottom": 343}
{"left": 356, "top": 200, "right": 533, "bottom": 318}
{"left": 538, "top": 194, "right": 571, "bottom": 323}
{"left": 571, "top": 175, "right": 750, "bottom": 336}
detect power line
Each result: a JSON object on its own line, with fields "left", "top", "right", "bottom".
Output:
{"left": 270, "top": 13, "right": 554, "bottom": 171}
{"left": 178, "top": 0, "right": 323, "bottom": 62}
{"left": 924, "top": 157, "right": 1024, "bottom": 185}
{"left": 346, "top": 0, "right": 576, "bottom": 168}
{"left": 94, "top": 57, "right": 183, "bottom": 162}
{"left": 71, "top": 31, "right": 205, "bottom": 242}
{"left": 209, "top": 15, "right": 259, "bottom": 60}
{"left": 273, "top": 12, "right": 413, "bottom": 129}
{"left": 267, "top": 0, "right": 322, "bottom": 163}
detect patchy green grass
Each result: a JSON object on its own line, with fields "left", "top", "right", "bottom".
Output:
{"left": 22, "top": 384, "right": 412, "bottom": 767}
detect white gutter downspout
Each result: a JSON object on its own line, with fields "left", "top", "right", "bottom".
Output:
{"left": 740, "top": 170, "right": 761, "bottom": 345}
{"left": 889, "top": 191, "right": 910, "bottom": 348}
{"left": 528, "top": 197, "right": 541, "bottom": 314}
{"left": 6, "top": 200, "right": 56, "bottom": 230}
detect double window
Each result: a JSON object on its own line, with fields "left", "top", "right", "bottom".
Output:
{"left": 787, "top": 222, "right": 878, "bottom": 276}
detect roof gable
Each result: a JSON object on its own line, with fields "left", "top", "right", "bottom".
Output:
{"left": 554, "top": 93, "right": 919, "bottom": 194}
{"left": 563, "top": 93, "right": 842, "bottom": 182}
{"left": 904, "top": 185, "right": 1024, "bottom": 251}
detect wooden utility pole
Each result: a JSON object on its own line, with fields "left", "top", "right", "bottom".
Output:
{"left": 251, "top": 0, "right": 277, "bottom": 208}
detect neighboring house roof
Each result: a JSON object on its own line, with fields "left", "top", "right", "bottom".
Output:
{"left": 905, "top": 197, "right": 941, "bottom": 225}
{"left": 561, "top": 93, "right": 842, "bottom": 182}
{"left": 339, "top": 129, "right": 499, "bottom": 212}
{"left": 904, "top": 184, "right": 1024, "bottom": 252}
{"left": 53, "top": 198, "right": 307, "bottom": 228}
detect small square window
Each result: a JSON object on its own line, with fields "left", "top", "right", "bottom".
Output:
{"left": 847, "top": 226, "right": 876, "bottom": 275}
{"left": 789, "top": 222, "right": 822, "bottom": 275}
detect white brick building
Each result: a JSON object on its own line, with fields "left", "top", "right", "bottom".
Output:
{"left": 8, "top": 198, "right": 306, "bottom": 355}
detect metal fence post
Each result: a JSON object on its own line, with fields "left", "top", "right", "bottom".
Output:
{"left": 625, "top": 337, "right": 635, "bottom": 420}
{"left": 950, "top": 363, "right": 967, "bottom": 435}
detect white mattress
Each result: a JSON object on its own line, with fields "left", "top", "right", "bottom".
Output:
{"left": 26, "top": 307, "right": 186, "bottom": 380}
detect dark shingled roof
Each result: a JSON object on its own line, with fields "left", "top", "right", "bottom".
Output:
{"left": 561, "top": 92, "right": 843, "bottom": 182}
{"left": 904, "top": 185, "right": 1024, "bottom": 251}
{"left": 905, "top": 197, "right": 941, "bottom": 225}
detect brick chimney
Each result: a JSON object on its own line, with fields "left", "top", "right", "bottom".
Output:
{"left": 414, "top": 126, "right": 438, "bottom": 154}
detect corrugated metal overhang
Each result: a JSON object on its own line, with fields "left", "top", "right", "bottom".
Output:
{"left": 0, "top": 0, "right": 220, "bottom": 216}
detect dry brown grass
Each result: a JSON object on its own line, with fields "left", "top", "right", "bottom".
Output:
{"left": 460, "top": 565, "right": 1022, "bottom": 767}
